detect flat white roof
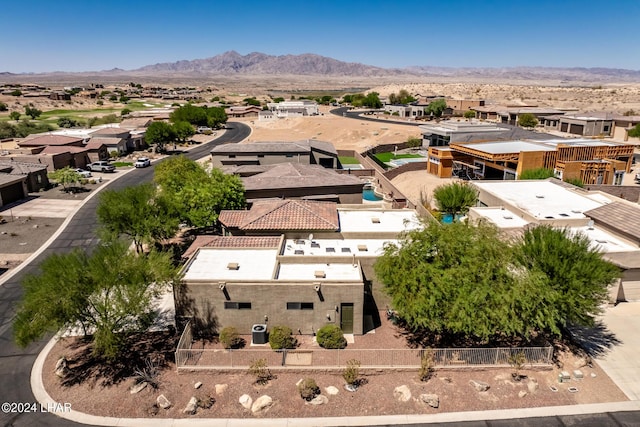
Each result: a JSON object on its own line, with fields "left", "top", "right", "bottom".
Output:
{"left": 419, "top": 121, "right": 507, "bottom": 134}
{"left": 183, "top": 248, "right": 278, "bottom": 281}
{"left": 471, "top": 207, "right": 531, "bottom": 228}
{"left": 475, "top": 181, "right": 606, "bottom": 220}
{"left": 570, "top": 226, "right": 640, "bottom": 254}
{"left": 540, "top": 138, "right": 623, "bottom": 148}
{"left": 283, "top": 238, "right": 397, "bottom": 257}
{"left": 338, "top": 209, "right": 421, "bottom": 233}
{"left": 276, "top": 263, "right": 362, "bottom": 281}
{"left": 459, "top": 140, "right": 555, "bottom": 154}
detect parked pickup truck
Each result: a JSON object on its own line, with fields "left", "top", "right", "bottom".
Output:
{"left": 88, "top": 161, "right": 115, "bottom": 173}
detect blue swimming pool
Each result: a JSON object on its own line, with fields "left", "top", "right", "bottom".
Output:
{"left": 363, "top": 189, "right": 383, "bottom": 201}
{"left": 442, "top": 213, "right": 464, "bottom": 223}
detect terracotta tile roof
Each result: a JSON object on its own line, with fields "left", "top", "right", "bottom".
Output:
{"left": 182, "top": 235, "right": 281, "bottom": 258}
{"left": 85, "top": 140, "right": 106, "bottom": 149}
{"left": 90, "top": 127, "right": 129, "bottom": 136}
{"left": 242, "top": 163, "right": 362, "bottom": 190}
{"left": 40, "top": 145, "right": 88, "bottom": 154}
{"left": 219, "top": 200, "right": 339, "bottom": 231}
{"left": 585, "top": 202, "right": 640, "bottom": 242}
{"left": 0, "top": 174, "right": 25, "bottom": 186}
{"left": 0, "top": 161, "right": 47, "bottom": 174}
{"left": 18, "top": 135, "right": 84, "bottom": 147}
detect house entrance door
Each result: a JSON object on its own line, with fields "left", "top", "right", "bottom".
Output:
{"left": 340, "top": 303, "right": 354, "bottom": 334}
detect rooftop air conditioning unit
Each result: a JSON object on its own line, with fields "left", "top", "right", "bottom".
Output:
{"left": 371, "top": 217, "right": 381, "bottom": 223}
{"left": 314, "top": 270, "right": 326, "bottom": 279}
{"left": 227, "top": 262, "right": 239, "bottom": 270}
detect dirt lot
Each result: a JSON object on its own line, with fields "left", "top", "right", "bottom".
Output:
{"left": 43, "top": 314, "right": 627, "bottom": 420}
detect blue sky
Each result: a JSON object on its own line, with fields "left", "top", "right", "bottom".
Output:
{"left": 2, "top": 0, "right": 639, "bottom": 73}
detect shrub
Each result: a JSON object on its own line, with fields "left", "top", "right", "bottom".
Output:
{"left": 316, "top": 324, "right": 346, "bottom": 349}
{"left": 269, "top": 325, "right": 297, "bottom": 350}
{"left": 249, "top": 358, "right": 273, "bottom": 385}
{"left": 219, "top": 326, "right": 243, "bottom": 349}
{"left": 297, "top": 378, "right": 320, "bottom": 401}
{"left": 418, "top": 349, "right": 435, "bottom": 382}
{"left": 342, "top": 359, "right": 360, "bottom": 386}
{"left": 131, "top": 357, "right": 161, "bottom": 389}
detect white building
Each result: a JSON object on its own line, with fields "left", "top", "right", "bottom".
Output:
{"left": 266, "top": 100, "right": 319, "bottom": 118}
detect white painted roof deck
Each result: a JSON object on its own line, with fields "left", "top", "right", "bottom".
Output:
{"left": 540, "top": 138, "right": 625, "bottom": 148}
{"left": 457, "top": 140, "right": 556, "bottom": 154}
{"left": 338, "top": 209, "right": 422, "bottom": 233}
{"left": 570, "top": 226, "right": 640, "bottom": 254}
{"left": 471, "top": 207, "right": 531, "bottom": 229}
{"left": 276, "top": 263, "right": 362, "bottom": 281}
{"left": 283, "top": 238, "right": 397, "bottom": 257}
{"left": 182, "top": 248, "right": 279, "bottom": 281}
{"left": 474, "top": 181, "right": 606, "bottom": 220}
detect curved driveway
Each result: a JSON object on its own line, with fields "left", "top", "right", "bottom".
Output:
{"left": 0, "top": 122, "right": 250, "bottom": 426}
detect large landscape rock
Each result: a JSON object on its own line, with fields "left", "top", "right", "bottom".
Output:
{"left": 157, "top": 394, "right": 172, "bottom": 409}
{"left": 239, "top": 394, "right": 252, "bottom": 410}
{"left": 215, "top": 384, "right": 228, "bottom": 395}
{"left": 54, "top": 357, "right": 68, "bottom": 378}
{"left": 393, "top": 385, "right": 412, "bottom": 402}
{"left": 183, "top": 396, "right": 198, "bottom": 415}
{"left": 419, "top": 393, "right": 439, "bottom": 408}
{"left": 470, "top": 380, "right": 490, "bottom": 392}
{"left": 306, "top": 395, "right": 329, "bottom": 405}
{"left": 251, "top": 395, "right": 273, "bottom": 413}
{"left": 325, "top": 386, "right": 339, "bottom": 396}
{"left": 527, "top": 378, "right": 539, "bottom": 394}
{"left": 130, "top": 381, "right": 148, "bottom": 394}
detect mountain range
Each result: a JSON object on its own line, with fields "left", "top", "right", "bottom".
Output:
{"left": 4, "top": 51, "right": 640, "bottom": 82}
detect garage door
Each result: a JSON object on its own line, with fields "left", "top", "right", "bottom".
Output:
{"left": 569, "top": 123, "right": 584, "bottom": 135}
{"left": 0, "top": 182, "right": 25, "bottom": 206}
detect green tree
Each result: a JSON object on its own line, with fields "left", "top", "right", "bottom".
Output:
{"left": 154, "top": 156, "right": 245, "bottom": 228}
{"left": 9, "top": 111, "right": 20, "bottom": 121}
{"left": 48, "top": 167, "right": 81, "bottom": 192}
{"left": 172, "top": 121, "right": 195, "bottom": 143}
{"left": 406, "top": 136, "right": 422, "bottom": 148}
{"left": 10, "top": 89, "right": 22, "bottom": 96}
{"left": 628, "top": 123, "right": 640, "bottom": 138}
{"left": 389, "top": 89, "right": 415, "bottom": 105}
{"left": 25, "top": 105, "right": 42, "bottom": 119}
{"left": 375, "top": 222, "right": 514, "bottom": 341}
{"left": 0, "top": 102, "right": 7, "bottom": 111}
{"left": 518, "top": 168, "right": 554, "bottom": 180}
{"left": 96, "top": 183, "right": 179, "bottom": 253}
{"left": 426, "top": 99, "right": 447, "bottom": 118}
{"left": 463, "top": 110, "right": 476, "bottom": 119}
{"left": 57, "top": 117, "right": 81, "bottom": 128}
{"left": 205, "top": 106, "right": 227, "bottom": 129}
{"left": 362, "top": 92, "right": 382, "bottom": 109}
{"left": 121, "top": 108, "right": 132, "bottom": 116}
{"left": 145, "top": 121, "right": 175, "bottom": 153}
{"left": 272, "top": 97, "right": 285, "bottom": 103}
{"left": 517, "top": 113, "right": 539, "bottom": 128}
{"left": 170, "top": 103, "right": 208, "bottom": 126}
{"left": 514, "top": 225, "right": 620, "bottom": 331}
{"left": 243, "top": 97, "right": 261, "bottom": 106}
{"left": 432, "top": 182, "right": 478, "bottom": 219}
{"left": 14, "top": 119, "right": 53, "bottom": 137}
{"left": 13, "top": 238, "right": 178, "bottom": 360}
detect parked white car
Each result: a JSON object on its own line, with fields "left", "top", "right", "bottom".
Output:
{"left": 89, "top": 161, "right": 115, "bottom": 173}
{"left": 134, "top": 157, "right": 151, "bottom": 168}
{"left": 74, "top": 168, "right": 92, "bottom": 178}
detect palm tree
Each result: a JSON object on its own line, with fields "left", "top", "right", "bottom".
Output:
{"left": 432, "top": 182, "right": 478, "bottom": 220}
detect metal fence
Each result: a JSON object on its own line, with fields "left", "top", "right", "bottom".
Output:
{"left": 175, "top": 322, "right": 553, "bottom": 371}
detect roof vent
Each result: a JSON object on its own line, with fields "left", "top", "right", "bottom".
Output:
{"left": 503, "top": 215, "right": 513, "bottom": 219}
{"left": 595, "top": 239, "right": 608, "bottom": 244}
{"left": 371, "top": 217, "right": 380, "bottom": 223}
{"left": 314, "top": 270, "right": 326, "bottom": 279}
{"left": 227, "top": 262, "right": 239, "bottom": 270}
{"left": 571, "top": 209, "right": 582, "bottom": 214}
{"left": 535, "top": 194, "right": 545, "bottom": 199}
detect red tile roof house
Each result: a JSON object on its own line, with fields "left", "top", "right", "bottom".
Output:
{"left": 0, "top": 161, "right": 49, "bottom": 192}
{"left": 0, "top": 173, "right": 28, "bottom": 207}
{"left": 15, "top": 135, "right": 90, "bottom": 170}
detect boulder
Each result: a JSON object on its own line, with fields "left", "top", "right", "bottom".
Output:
{"left": 325, "top": 386, "right": 339, "bottom": 396}
{"left": 54, "top": 357, "right": 68, "bottom": 378}
{"left": 183, "top": 396, "right": 198, "bottom": 415}
{"left": 419, "top": 393, "right": 439, "bottom": 408}
{"left": 527, "top": 378, "right": 539, "bottom": 394}
{"left": 518, "top": 390, "right": 528, "bottom": 398}
{"left": 239, "top": 394, "right": 252, "bottom": 410}
{"left": 306, "top": 395, "right": 329, "bottom": 405}
{"left": 393, "top": 385, "right": 412, "bottom": 402}
{"left": 194, "top": 381, "right": 203, "bottom": 389}
{"left": 251, "top": 395, "right": 273, "bottom": 413}
{"left": 573, "top": 357, "right": 589, "bottom": 368}
{"left": 215, "top": 384, "right": 228, "bottom": 395}
{"left": 157, "top": 394, "right": 172, "bottom": 409}
{"left": 130, "top": 381, "right": 148, "bottom": 394}
{"left": 470, "top": 380, "right": 490, "bottom": 392}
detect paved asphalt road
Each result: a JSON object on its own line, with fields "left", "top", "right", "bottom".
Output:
{"left": 0, "top": 122, "right": 250, "bottom": 426}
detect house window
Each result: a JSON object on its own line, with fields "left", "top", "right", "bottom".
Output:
{"left": 285, "top": 154, "right": 294, "bottom": 158}
{"left": 603, "top": 125, "right": 610, "bottom": 133}
{"left": 224, "top": 302, "right": 251, "bottom": 309}
{"left": 287, "top": 302, "right": 314, "bottom": 310}
{"left": 258, "top": 154, "right": 264, "bottom": 158}
{"left": 228, "top": 155, "right": 236, "bottom": 158}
